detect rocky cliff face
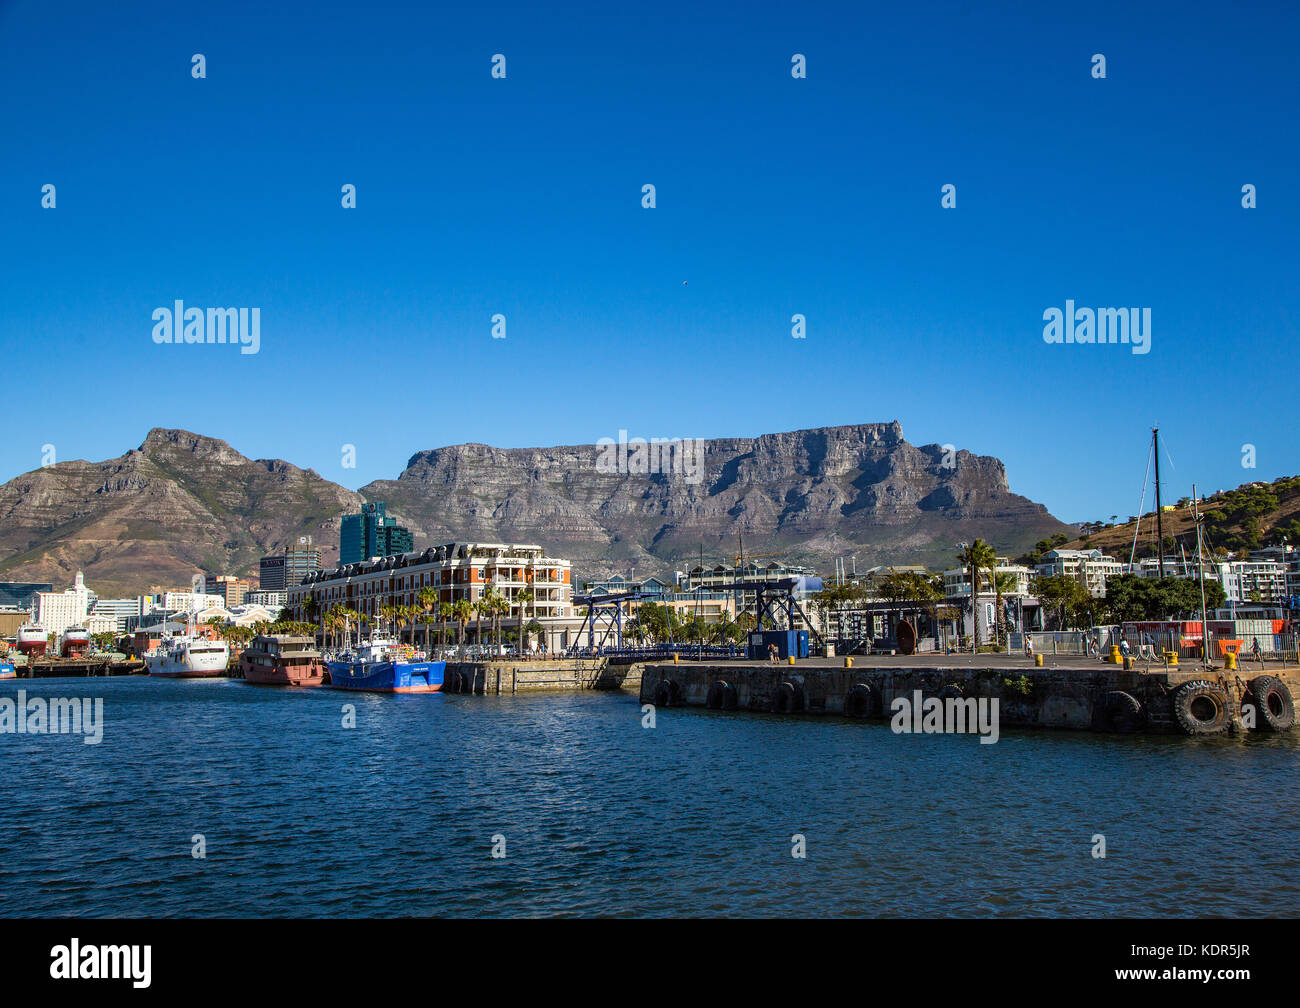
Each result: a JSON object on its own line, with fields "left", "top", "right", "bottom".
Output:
{"left": 361, "top": 422, "right": 1069, "bottom": 578}
{"left": 0, "top": 423, "right": 1070, "bottom": 595}
{"left": 0, "top": 429, "right": 364, "bottom": 595}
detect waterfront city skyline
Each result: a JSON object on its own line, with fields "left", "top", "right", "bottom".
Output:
{"left": 1, "top": 0, "right": 1297, "bottom": 525}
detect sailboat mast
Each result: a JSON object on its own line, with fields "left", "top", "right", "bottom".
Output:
{"left": 1193, "top": 484, "right": 1210, "bottom": 666}
{"left": 1153, "top": 427, "right": 1165, "bottom": 577}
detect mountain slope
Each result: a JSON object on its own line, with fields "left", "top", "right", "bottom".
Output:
{"left": 0, "top": 429, "right": 364, "bottom": 595}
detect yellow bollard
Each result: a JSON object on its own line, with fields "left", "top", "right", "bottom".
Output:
{"left": 1225, "top": 651, "right": 1237, "bottom": 671}
{"left": 672, "top": 653, "right": 679, "bottom": 664}
{"left": 1164, "top": 650, "right": 1178, "bottom": 666}
{"left": 787, "top": 656, "right": 795, "bottom": 666}
{"left": 844, "top": 656, "right": 853, "bottom": 668}
{"left": 1034, "top": 653, "right": 1044, "bottom": 667}
{"left": 1108, "top": 645, "right": 1121, "bottom": 664}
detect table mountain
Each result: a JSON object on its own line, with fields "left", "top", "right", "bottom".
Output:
{"left": 0, "top": 422, "right": 1071, "bottom": 596}
{"left": 361, "top": 421, "right": 1070, "bottom": 581}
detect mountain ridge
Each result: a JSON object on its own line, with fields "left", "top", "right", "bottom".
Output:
{"left": 0, "top": 423, "right": 1073, "bottom": 595}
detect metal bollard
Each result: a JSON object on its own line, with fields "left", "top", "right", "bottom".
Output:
{"left": 844, "top": 656, "right": 853, "bottom": 668}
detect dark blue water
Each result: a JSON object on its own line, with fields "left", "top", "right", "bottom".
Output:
{"left": 2, "top": 677, "right": 1297, "bottom": 917}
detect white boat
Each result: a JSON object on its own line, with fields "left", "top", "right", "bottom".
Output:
{"left": 16, "top": 624, "right": 48, "bottom": 658}
{"left": 60, "top": 626, "right": 91, "bottom": 658}
{"left": 146, "top": 635, "right": 230, "bottom": 678}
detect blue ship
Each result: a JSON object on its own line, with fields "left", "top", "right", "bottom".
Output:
{"left": 326, "top": 638, "right": 445, "bottom": 693}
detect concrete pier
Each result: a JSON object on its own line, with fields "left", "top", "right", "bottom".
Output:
{"left": 442, "top": 658, "right": 641, "bottom": 694}
{"left": 639, "top": 658, "right": 1300, "bottom": 734}
{"left": 15, "top": 659, "right": 146, "bottom": 678}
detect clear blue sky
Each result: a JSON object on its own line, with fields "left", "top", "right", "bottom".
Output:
{"left": 2, "top": 0, "right": 1296, "bottom": 524}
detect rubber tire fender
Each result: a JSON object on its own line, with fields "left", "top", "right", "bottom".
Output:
{"left": 844, "top": 682, "right": 878, "bottom": 719}
{"left": 1095, "top": 690, "right": 1145, "bottom": 733}
{"left": 654, "top": 679, "right": 681, "bottom": 708}
{"left": 773, "top": 681, "right": 800, "bottom": 714}
{"left": 1171, "top": 679, "right": 1229, "bottom": 736}
{"left": 1247, "top": 675, "right": 1295, "bottom": 731}
{"left": 706, "top": 680, "right": 737, "bottom": 710}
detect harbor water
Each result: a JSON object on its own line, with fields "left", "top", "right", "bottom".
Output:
{"left": 3, "top": 677, "right": 1297, "bottom": 917}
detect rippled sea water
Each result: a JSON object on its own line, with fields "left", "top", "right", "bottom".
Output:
{"left": 2, "top": 677, "right": 1297, "bottom": 917}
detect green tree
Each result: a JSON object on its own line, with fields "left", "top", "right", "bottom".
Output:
{"left": 958, "top": 540, "right": 997, "bottom": 646}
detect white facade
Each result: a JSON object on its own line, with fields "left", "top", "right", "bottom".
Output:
{"left": 1216, "top": 560, "right": 1285, "bottom": 604}
{"left": 140, "top": 592, "right": 224, "bottom": 617}
{"left": 1035, "top": 549, "right": 1124, "bottom": 597}
{"left": 245, "top": 591, "right": 287, "bottom": 611}
{"left": 32, "top": 572, "right": 92, "bottom": 637}
{"left": 943, "top": 559, "right": 1033, "bottom": 598}
{"left": 89, "top": 597, "right": 142, "bottom": 632}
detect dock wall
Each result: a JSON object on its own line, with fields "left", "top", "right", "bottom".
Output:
{"left": 639, "top": 662, "right": 1300, "bottom": 734}
{"left": 443, "top": 659, "right": 641, "bottom": 694}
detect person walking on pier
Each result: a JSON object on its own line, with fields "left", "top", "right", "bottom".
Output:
{"left": 768, "top": 643, "right": 778, "bottom": 664}
{"left": 1025, "top": 634, "right": 1034, "bottom": 660}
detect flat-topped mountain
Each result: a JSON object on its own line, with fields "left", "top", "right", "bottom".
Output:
{"left": 361, "top": 421, "right": 1070, "bottom": 579}
{"left": 0, "top": 423, "right": 1071, "bottom": 595}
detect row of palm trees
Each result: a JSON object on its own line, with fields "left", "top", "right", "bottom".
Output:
{"left": 302, "top": 586, "right": 538, "bottom": 653}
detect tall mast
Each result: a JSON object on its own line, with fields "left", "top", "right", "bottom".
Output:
{"left": 1153, "top": 427, "right": 1165, "bottom": 578}
{"left": 1193, "top": 485, "right": 1210, "bottom": 666}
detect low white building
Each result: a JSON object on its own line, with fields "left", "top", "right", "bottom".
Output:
{"left": 1035, "top": 549, "right": 1124, "bottom": 597}
{"left": 89, "top": 597, "right": 143, "bottom": 633}
{"left": 943, "top": 559, "right": 1034, "bottom": 599}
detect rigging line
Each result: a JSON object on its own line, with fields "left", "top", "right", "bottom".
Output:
{"left": 1130, "top": 432, "right": 1154, "bottom": 570}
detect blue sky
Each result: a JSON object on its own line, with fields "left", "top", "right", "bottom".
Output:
{"left": 1, "top": 0, "right": 1296, "bottom": 524}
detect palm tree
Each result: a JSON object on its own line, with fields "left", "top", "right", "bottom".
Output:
{"left": 438, "top": 601, "right": 454, "bottom": 653}
{"left": 302, "top": 594, "right": 320, "bottom": 642}
{"left": 416, "top": 587, "right": 438, "bottom": 655}
{"left": 516, "top": 589, "right": 533, "bottom": 648}
{"left": 958, "top": 539, "right": 997, "bottom": 648}
{"left": 451, "top": 600, "right": 474, "bottom": 647}
{"left": 493, "top": 592, "right": 511, "bottom": 648}
{"left": 989, "top": 570, "right": 1018, "bottom": 649}
{"left": 473, "top": 596, "right": 489, "bottom": 649}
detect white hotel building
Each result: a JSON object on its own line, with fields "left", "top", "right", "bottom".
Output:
{"left": 288, "top": 542, "right": 575, "bottom": 650}
{"left": 32, "top": 571, "right": 93, "bottom": 637}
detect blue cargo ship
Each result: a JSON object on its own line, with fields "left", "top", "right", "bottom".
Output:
{"left": 326, "top": 638, "right": 445, "bottom": 693}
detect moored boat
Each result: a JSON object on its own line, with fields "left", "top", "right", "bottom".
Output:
{"left": 16, "top": 624, "right": 48, "bottom": 658}
{"left": 147, "top": 635, "right": 230, "bottom": 678}
{"left": 327, "top": 637, "right": 445, "bottom": 693}
{"left": 60, "top": 627, "right": 91, "bottom": 658}
{"left": 239, "top": 634, "right": 327, "bottom": 686}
